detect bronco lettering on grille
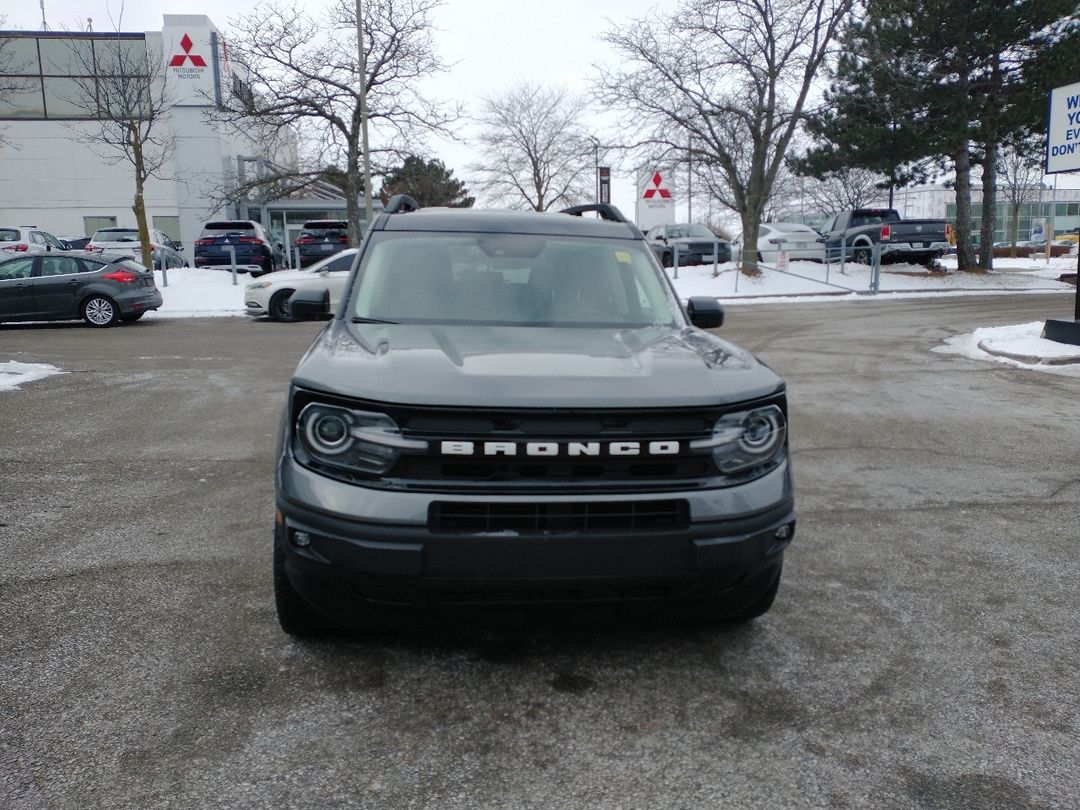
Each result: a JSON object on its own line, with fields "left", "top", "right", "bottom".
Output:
{"left": 440, "top": 441, "right": 680, "bottom": 457}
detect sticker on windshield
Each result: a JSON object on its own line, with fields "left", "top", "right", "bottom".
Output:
{"left": 615, "top": 251, "right": 632, "bottom": 264}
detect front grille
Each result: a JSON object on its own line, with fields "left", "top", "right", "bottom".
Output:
{"left": 384, "top": 403, "right": 726, "bottom": 490}
{"left": 429, "top": 499, "right": 689, "bottom": 535}
{"left": 290, "top": 390, "right": 787, "bottom": 492}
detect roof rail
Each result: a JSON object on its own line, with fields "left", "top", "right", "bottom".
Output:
{"left": 383, "top": 194, "right": 420, "bottom": 214}
{"left": 559, "top": 203, "right": 631, "bottom": 224}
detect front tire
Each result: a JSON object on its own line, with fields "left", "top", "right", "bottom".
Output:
{"left": 273, "top": 528, "right": 330, "bottom": 638}
{"left": 269, "top": 289, "right": 295, "bottom": 322}
{"left": 82, "top": 295, "right": 119, "bottom": 327}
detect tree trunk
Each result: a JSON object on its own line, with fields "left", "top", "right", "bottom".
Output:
{"left": 739, "top": 210, "right": 764, "bottom": 277}
{"left": 979, "top": 141, "right": 997, "bottom": 271}
{"left": 953, "top": 146, "right": 977, "bottom": 272}
{"left": 345, "top": 150, "right": 363, "bottom": 247}
{"left": 131, "top": 132, "right": 153, "bottom": 270}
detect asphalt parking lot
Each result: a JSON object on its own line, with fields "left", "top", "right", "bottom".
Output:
{"left": 2, "top": 294, "right": 1078, "bottom": 809}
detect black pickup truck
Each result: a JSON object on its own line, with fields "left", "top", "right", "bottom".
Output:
{"left": 819, "top": 209, "right": 952, "bottom": 266}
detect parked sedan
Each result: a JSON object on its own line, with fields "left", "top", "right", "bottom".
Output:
{"left": 732, "top": 222, "right": 826, "bottom": 264}
{"left": 293, "top": 220, "right": 349, "bottom": 267}
{"left": 244, "top": 248, "right": 357, "bottom": 321}
{"left": 0, "top": 252, "right": 162, "bottom": 327}
{"left": 87, "top": 227, "right": 187, "bottom": 269}
{"left": 645, "top": 223, "right": 731, "bottom": 267}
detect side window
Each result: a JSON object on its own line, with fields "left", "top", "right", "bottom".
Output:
{"left": 327, "top": 253, "right": 354, "bottom": 272}
{"left": 39, "top": 256, "right": 81, "bottom": 276}
{"left": 0, "top": 258, "right": 35, "bottom": 279}
{"left": 43, "top": 232, "right": 65, "bottom": 249}
{"left": 30, "top": 231, "right": 47, "bottom": 245}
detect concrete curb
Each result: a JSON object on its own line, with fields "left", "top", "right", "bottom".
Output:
{"left": 977, "top": 341, "right": 1080, "bottom": 366}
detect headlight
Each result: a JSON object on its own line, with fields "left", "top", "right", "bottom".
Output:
{"left": 690, "top": 404, "right": 787, "bottom": 478}
{"left": 295, "top": 403, "right": 427, "bottom": 476}
{"left": 247, "top": 281, "right": 272, "bottom": 290}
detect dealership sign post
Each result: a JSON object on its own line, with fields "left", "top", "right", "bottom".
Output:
{"left": 1042, "top": 81, "right": 1080, "bottom": 345}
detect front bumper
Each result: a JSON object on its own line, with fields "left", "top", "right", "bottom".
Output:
{"left": 276, "top": 457, "right": 795, "bottom": 625}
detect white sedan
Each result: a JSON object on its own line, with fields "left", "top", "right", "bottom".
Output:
{"left": 244, "top": 248, "right": 357, "bottom": 321}
{"left": 732, "top": 222, "right": 826, "bottom": 264}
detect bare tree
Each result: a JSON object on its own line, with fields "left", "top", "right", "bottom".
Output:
{"left": 597, "top": 0, "right": 854, "bottom": 274}
{"left": 0, "top": 23, "right": 36, "bottom": 147}
{"left": 470, "top": 83, "right": 593, "bottom": 211}
{"left": 997, "top": 139, "right": 1045, "bottom": 256}
{"left": 801, "top": 167, "right": 886, "bottom": 213}
{"left": 217, "top": 0, "right": 459, "bottom": 245}
{"left": 60, "top": 35, "right": 174, "bottom": 269}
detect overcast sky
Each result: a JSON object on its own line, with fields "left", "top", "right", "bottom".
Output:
{"left": 5, "top": 0, "right": 678, "bottom": 216}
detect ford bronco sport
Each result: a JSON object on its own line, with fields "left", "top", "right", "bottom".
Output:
{"left": 274, "top": 197, "right": 794, "bottom": 635}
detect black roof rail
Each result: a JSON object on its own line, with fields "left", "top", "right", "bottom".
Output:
{"left": 560, "top": 203, "right": 631, "bottom": 224}
{"left": 384, "top": 194, "right": 420, "bottom": 214}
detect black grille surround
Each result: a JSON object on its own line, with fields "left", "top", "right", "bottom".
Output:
{"left": 290, "top": 389, "right": 787, "bottom": 494}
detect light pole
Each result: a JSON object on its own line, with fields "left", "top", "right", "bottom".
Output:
{"left": 355, "top": 0, "right": 374, "bottom": 229}
{"left": 587, "top": 136, "right": 600, "bottom": 204}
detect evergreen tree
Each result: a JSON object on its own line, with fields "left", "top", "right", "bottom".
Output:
{"left": 799, "top": 0, "right": 1078, "bottom": 271}
{"left": 378, "top": 156, "right": 474, "bottom": 208}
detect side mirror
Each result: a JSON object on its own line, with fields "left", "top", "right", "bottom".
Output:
{"left": 317, "top": 268, "right": 330, "bottom": 276}
{"left": 289, "top": 287, "right": 331, "bottom": 320}
{"left": 686, "top": 296, "right": 724, "bottom": 329}
{"left": 176, "top": 243, "right": 184, "bottom": 251}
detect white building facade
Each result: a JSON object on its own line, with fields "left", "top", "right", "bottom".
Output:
{"left": 0, "top": 15, "right": 351, "bottom": 255}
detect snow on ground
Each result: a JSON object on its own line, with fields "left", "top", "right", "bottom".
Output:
{"left": 0, "top": 361, "right": 66, "bottom": 391}
{"left": 3, "top": 255, "right": 1079, "bottom": 392}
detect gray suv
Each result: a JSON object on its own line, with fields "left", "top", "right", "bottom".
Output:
{"left": 274, "top": 198, "right": 794, "bottom": 636}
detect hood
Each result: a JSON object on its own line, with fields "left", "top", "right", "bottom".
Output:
{"left": 291, "top": 321, "right": 784, "bottom": 408}
{"left": 254, "top": 268, "right": 317, "bottom": 285}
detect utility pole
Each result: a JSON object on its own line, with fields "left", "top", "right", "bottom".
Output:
{"left": 355, "top": 0, "right": 374, "bottom": 228}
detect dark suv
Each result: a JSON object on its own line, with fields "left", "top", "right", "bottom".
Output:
{"left": 646, "top": 223, "right": 731, "bottom": 267}
{"left": 293, "top": 220, "right": 349, "bottom": 267}
{"left": 194, "top": 220, "right": 281, "bottom": 276}
{"left": 274, "top": 197, "right": 794, "bottom": 636}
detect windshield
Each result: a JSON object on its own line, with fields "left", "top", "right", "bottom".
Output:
{"left": 93, "top": 229, "right": 140, "bottom": 242}
{"left": 201, "top": 222, "right": 257, "bottom": 238}
{"left": 350, "top": 233, "right": 680, "bottom": 328}
{"left": 666, "top": 224, "right": 715, "bottom": 239}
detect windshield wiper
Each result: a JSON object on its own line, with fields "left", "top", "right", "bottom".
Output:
{"left": 351, "top": 316, "right": 399, "bottom": 324}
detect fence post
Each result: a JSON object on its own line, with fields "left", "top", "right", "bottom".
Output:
{"left": 673, "top": 243, "right": 680, "bottom": 280}
{"left": 228, "top": 245, "right": 238, "bottom": 286}
{"left": 712, "top": 237, "right": 720, "bottom": 278}
{"left": 871, "top": 243, "right": 881, "bottom": 294}
{"left": 294, "top": 245, "right": 301, "bottom": 270}
{"left": 159, "top": 254, "right": 168, "bottom": 288}
{"left": 839, "top": 235, "right": 847, "bottom": 275}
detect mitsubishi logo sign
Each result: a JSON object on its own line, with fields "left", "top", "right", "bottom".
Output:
{"left": 642, "top": 172, "right": 673, "bottom": 200}
{"left": 170, "top": 34, "right": 207, "bottom": 67}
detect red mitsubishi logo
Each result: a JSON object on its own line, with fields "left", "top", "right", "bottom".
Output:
{"left": 169, "top": 34, "right": 207, "bottom": 67}
{"left": 642, "top": 172, "right": 672, "bottom": 200}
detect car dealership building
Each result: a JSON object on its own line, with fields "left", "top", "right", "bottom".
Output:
{"left": 0, "top": 15, "right": 356, "bottom": 257}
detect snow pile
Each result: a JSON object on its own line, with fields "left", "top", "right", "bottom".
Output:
{"left": 0, "top": 361, "right": 66, "bottom": 391}
{"left": 933, "top": 321, "right": 1080, "bottom": 376}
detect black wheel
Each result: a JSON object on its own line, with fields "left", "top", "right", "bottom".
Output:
{"left": 730, "top": 564, "right": 782, "bottom": 622}
{"left": 82, "top": 295, "right": 119, "bottom": 327}
{"left": 853, "top": 245, "right": 873, "bottom": 265}
{"left": 273, "top": 528, "right": 329, "bottom": 638}
{"left": 661, "top": 251, "right": 673, "bottom": 268}
{"left": 269, "top": 289, "right": 295, "bottom": 322}
{"left": 120, "top": 312, "right": 144, "bottom": 323}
